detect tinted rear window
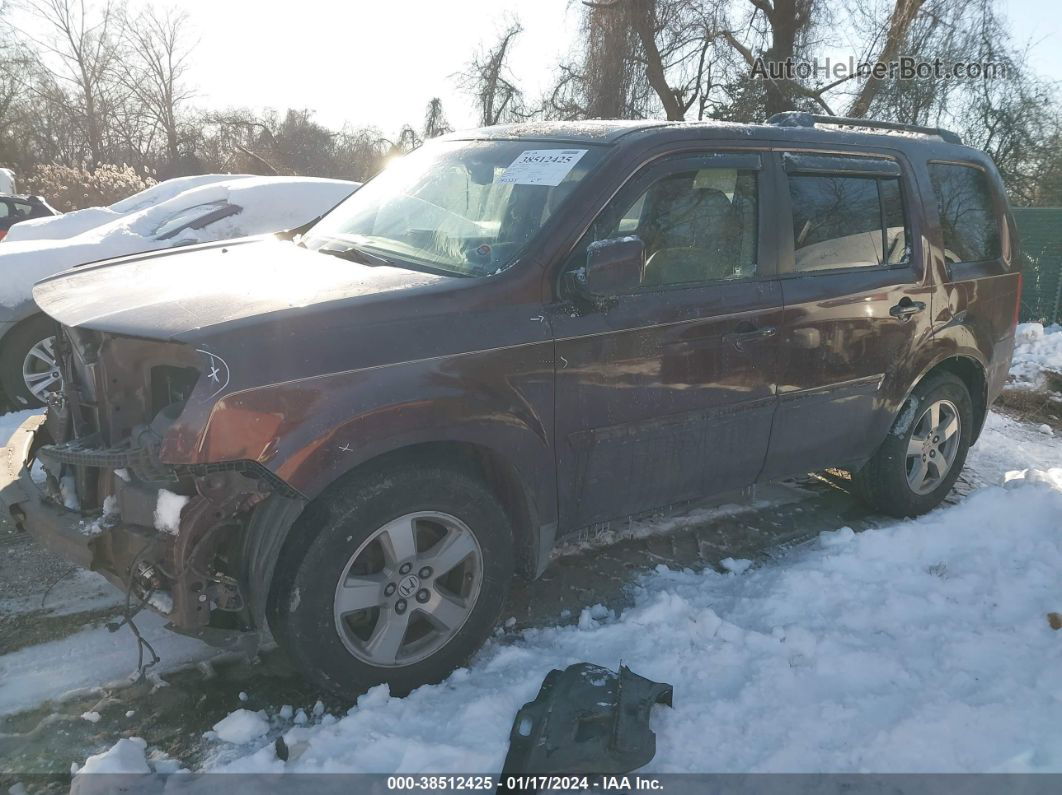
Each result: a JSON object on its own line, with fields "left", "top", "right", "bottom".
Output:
{"left": 928, "top": 163, "right": 1000, "bottom": 263}
{"left": 788, "top": 174, "right": 908, "bottom": 271}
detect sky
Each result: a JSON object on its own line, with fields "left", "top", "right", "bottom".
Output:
{"left": 22, "top": 0, "right": 1062, "bottom": 137}
{"left": 174, "top": 0, "right": 579, "bottom": 135}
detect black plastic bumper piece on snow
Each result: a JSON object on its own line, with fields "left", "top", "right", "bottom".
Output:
{"left": 500, "top": 663, "right": 673, "bottom": 783}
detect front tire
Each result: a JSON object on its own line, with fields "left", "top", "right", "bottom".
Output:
{"left": 853, "top": 372, "right": 973, "bottom": 518}
{"left": 269, "top": 464, "right": 514, "bottom": 698}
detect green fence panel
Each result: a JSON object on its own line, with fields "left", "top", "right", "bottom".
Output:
{"left": 1012, "top": 207, "right": 1062, "bottom": 326}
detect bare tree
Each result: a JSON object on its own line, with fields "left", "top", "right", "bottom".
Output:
{"left": 14, "top": 0, "right": 121, "bottom": 166}
{"left": 458, "top": 21, "right": 526, "bottom": 126}
{"left": 422, "top": 97, "right": 451, "bottom": 138}
{"left": 117, "top": 4, "right": 195, "bottom": 173}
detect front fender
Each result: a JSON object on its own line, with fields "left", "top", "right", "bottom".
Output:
{"left": 167, "top": 342, "right": 557, "bottom": 526}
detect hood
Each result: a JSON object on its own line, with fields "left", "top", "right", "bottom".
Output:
{"left": 32, "top": 238, "right": 446, "bottom": 342}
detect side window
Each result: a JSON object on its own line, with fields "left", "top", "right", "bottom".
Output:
{"left": 12, "top": 202, "right": 33, "bottom": 218}
{"left": 582, "top": 165, "right": 759, "bottom": 288}
{"left": 0, "top": 202, "right": 9, "bottom": 218}
{"left": 928, "top": 163, "right": 1000, "bottom": 264}
{"left": 787, "top": 174, "right": 908, "bottom": 272}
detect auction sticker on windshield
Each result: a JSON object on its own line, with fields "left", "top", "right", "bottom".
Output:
{"left": 498, "top": 149, "right": 588, "bottom": 186}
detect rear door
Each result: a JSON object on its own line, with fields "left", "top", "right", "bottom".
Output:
{"left": 550, "top": 151, "right": 784, "bottom": 529}
{"left": 760, "top": 150, "right": 934, "bottom": 480}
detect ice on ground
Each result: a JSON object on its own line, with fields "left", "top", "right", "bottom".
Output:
{"left": 154, "top": 489, "right": 190, "bottom": 535}
{"left": 1009, "top": 322, "right": 1062, "bottom": 390}
{"left": 198, "top": 461, "right": 1062, "bottom": 775}
{"left": 212, "top": 709, "right": 269, "bottom": 745}
{"left": 0, "top": 609, "right": 226, "bottom": 715}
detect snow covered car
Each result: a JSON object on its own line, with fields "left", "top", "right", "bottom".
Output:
{"left": 0, "top": 194, "right": 59, "bottom": 242}
{"left": 0, "top": 176, "right": 358, "bottom": 406}
{"left": 0, "top": 116, "right": 1020, "bottom": 700}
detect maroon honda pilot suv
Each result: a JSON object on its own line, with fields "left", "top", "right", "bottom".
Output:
{"left": 0, "top": 114, "right": 1020, "bottom": 697}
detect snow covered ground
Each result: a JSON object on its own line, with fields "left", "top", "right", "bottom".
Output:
{"left": 60, "top": 409, "right": 1062, "bottom": 778}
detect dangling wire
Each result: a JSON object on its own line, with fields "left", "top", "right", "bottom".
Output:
{"left": 106, "top": 544, "right": 161, "bottom": 681}
{"left": 40, "top": 565, "right": 78, "bottom": 609}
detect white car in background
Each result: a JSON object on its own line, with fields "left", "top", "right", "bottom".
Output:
{"left": 0, "top": 174, "right": 359, "bottom": 406}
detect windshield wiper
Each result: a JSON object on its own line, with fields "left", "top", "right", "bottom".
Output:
{"left": 317, "top": 242, "right": 395, "bottom": 267}
{"left": 315, "top": 241, "right": 470, "bottom": 279}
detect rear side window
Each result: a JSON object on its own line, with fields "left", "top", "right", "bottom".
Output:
{"left": 787, "top": 174, "right": 908, "bottom": 271}
{"left": 928, "top": 163, "right": 1000, "bottom": 264}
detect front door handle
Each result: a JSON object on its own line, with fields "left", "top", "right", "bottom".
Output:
{"left": 724, "top": 325, "right": 777, "bottom": 351}
{"left": 889, "top": 299, "right": 926, "bottom": 320}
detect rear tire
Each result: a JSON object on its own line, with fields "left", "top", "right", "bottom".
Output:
{"left": 269, "top": 463, "right": 513, "bottom": 698}
{"left": 853, "top": 372, "right": 973, "bottom": 518}
{"left": 0, "top": 314, "right": 60, "bottom": 409}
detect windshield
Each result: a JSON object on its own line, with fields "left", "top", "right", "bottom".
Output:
{"left": 303, "top": 140, "right": 607, "bottom": 276}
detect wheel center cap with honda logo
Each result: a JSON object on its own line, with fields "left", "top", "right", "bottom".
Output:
{"left": 398, "top": 574, "right": 420, "bottom": 599}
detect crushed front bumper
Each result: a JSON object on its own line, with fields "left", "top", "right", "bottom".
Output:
{"left": 0, "top": 414, "right": 252, "bottom": 647}
{"left": 0, "top": 413, "right": 96, "bottom": 569}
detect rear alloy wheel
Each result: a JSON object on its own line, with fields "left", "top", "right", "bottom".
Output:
{"left": 0, "top": 314, "right": 62, "bottom": 408}
{"left": 270, "top": 464, "right": 513, "bottom": 698}
{"left": 853, "top": 371, "right": 973, "bottom": 518}
{"left": 904, "top": 399, "right": 962, "bottom": 495}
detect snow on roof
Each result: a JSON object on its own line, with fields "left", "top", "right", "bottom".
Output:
{"left": 0, "top": 175, "right": 357, "bottom": 308}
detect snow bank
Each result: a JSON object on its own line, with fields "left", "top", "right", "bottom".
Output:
{"left": 196, "top": 465, "right": 1062, "bottom": 775}
{"left": 0, "top": 175, "right": 356, "bottom": 307}
{"left": 74, "top": 737, "right": 150, "bottom": 774}
{"left": 1009, "top": 322, "right": 1062, "bottom": 390}
{"left": 212, "top": 709, "right": 270, "bottom": 744}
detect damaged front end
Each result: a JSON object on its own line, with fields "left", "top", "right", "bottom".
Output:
{"left": 0, "top": 325, "right": 303, "bottom": 647}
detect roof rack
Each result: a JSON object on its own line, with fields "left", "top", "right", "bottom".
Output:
{"left": 764, "top": 111, "right": 963, "bottom": 145}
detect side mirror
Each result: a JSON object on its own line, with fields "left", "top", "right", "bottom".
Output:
{"left": 570, "top": 237, "right": 645, "bottom": 301}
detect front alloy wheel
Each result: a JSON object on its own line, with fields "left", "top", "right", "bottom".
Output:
{"left": 22, "top": 336, "right": 62, "bottom": 404}
{"left": 270, "top": 464, "right": 513, "bottom": 698}
{"left": 333, "top": 511, "right": 483, "bottom": 667}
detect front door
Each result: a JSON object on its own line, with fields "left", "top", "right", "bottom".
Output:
{"left": 550, "top": 152, "right": 783, "bottom": 530}
{"left": 760, "top": 150, "right": 934, "bottom": 480}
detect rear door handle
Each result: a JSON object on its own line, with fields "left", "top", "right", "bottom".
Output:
{"left": 724, "top": 325, "right": 777, "bottom": 351}
{"left": 889, "top": 299, "right": 926, "bottom": 320}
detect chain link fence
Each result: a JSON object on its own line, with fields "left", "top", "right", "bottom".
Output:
{"left": 1012, "top": 207, "right": 1062, "bottom": 326}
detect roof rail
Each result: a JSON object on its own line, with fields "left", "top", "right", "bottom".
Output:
{"left": 764, "top": 111, "right": 963, "bottom": 145}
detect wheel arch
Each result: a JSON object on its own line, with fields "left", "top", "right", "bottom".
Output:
{"left": 903, "top": 353, "right": 989, "bottom": 442}
{"left": 241, "top": 438, "right": 549, "bottom": 633}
